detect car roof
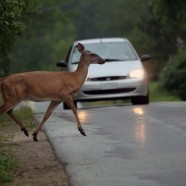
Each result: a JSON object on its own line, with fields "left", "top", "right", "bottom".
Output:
{"left": 74, "top": 38, "right": 129, "bottom": 45}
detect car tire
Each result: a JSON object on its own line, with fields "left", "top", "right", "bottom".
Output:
{"left": 131, "top": 93, "right": 149, "bottom": 105}
{"left": 63, "top": 101, "right": 77, "bottom": 110}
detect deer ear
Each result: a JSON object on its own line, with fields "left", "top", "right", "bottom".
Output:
{"left": 77, "top": 43, "right": 85, "bottom": 53}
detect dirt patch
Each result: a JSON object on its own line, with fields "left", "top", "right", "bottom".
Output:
{"left": 1, "top": 125, "right": 70, "bottom": 186}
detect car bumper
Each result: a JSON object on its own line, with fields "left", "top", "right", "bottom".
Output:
{"left": 74, "top": 78, "right": 148, "bottom": 101}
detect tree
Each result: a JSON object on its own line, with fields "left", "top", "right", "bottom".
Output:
{"left": 154, "top": 0, "right": 186, "bottom": 99}
{"left": 138, "top": 0, "right": 186, "bottom": 79}
{"left": 160, "top": 48, "right": 186, "bottom": 100}
{"left": 9, "top": 0, "right": 76, "bottom": 73}
{"left": 0, "top": 0, "right": 38, "bottom": 77}
{"left": 154, "top": 0, "right": 186, "bottom": 32}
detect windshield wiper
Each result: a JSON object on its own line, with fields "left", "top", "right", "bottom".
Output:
{"left": 71, "top": 61, "right": 79, "bottom": 64}
{"left": 104, "top": 58, "right": 124, "bottom": 62}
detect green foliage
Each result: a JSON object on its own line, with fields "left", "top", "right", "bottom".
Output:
{"left": 160, "top": 48, "right": 186, "bottom": 100}
{"left": 153, "top": 0, "right": 186, "bottom": 30}
{"left": 0, "top": 136, "right": 16, "bottom": 185}
{"left": 0, "top": 103, "right": 34, "bottom": 185}
{"left": 149, "top": 81, "right": 180, "bottom": 102}
{"left": 136, "top": 0, "right": 186, "bottom": 79}
{"left": 0, "top": 0, "right": 39, "bottom": 76}
{"left": 2, "top": 0, "right": 186, "bottom": 82}
{"left": 9, "top": 0, "right": 75, "bottom": 73}
{"left": 0, "top": 105, "right": 34, "bottom": 126}
{"left": 9, "top": 0, "right": 152, "bottom": 73}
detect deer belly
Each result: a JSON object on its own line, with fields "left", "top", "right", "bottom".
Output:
{"left": 26, "top": 96, "right": 61, "bottom": 102}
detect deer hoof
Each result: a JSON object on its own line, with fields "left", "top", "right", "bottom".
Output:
{"left": 78, "top": 128, "right": 86, "bottom": 136}
{"left": 21, "top": 128, "right": 29, "bottom": 137}
{"left": 81, "top": 131, "right": 87, "bottom": 136}
{"left": 32, "top": 132, "right": 38, "bottom": 141}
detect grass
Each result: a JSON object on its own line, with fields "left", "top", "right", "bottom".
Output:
{"left": 149, "top": 81, "right": 180, "bottom": 102}
{"left": 0, "top": 136, "right": 17, "bottom": 186}
{"left": 0, "top": 101, "right": 37, "bottom": 129}
{"left": 0, "top": 99, "right": 35, "bottom": 186}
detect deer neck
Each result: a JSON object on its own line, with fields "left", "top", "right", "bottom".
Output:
{"left": 74, "top": 57, "right": 90, "bottom": 86}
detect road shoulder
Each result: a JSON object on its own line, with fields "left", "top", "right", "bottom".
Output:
{"left": 1, "top": 124, "right": 69, "bottom": 186}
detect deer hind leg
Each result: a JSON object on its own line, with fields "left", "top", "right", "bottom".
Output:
{"left": 7, "top": 109, "right": 29, "bottom": 137}
{"left": 64, "top": 96, "right": 86, "bottom": 136}
{"left": 0, "top": 83, "right": 28, "bottom": 136}
{"left": 0, "top": 100, "right": 29, "bottom": 137}
{"left": 0, "top": 104, "right": 6, "bottom": 116}
{"left": 0, "top": 99, "right": 11, "bottom": 116}
{"left": 32, "top": 101, "right": 61, "bottom": 141}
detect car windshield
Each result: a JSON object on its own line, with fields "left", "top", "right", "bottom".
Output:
{"left": 71, "top": 41, "right": 138, "bottom": 64}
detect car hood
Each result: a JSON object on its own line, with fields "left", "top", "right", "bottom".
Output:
{"left": 70, "top": 60, "right": 142, "bottom": 78}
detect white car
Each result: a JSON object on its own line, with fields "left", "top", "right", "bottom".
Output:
{"left": 57, "top": 38, "right": 151, "bottom": 108}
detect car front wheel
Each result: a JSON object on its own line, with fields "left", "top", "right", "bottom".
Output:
{"left": 131, "top": 93, "right": 149, "bottom": 105}
{"left": 63, "top": 101, "right": 77, "bottom": 110}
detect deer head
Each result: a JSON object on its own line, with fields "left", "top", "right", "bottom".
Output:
{"left": 77, "top": 43, "right": 105, "bottom": 65}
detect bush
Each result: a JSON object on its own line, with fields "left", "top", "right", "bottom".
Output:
{"left": 160, "top": 48, "right": 186, "bottom": 100}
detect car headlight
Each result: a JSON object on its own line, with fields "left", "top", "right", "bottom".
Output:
{"left": 129, "top": 68, "right": 145, "bottom": 78}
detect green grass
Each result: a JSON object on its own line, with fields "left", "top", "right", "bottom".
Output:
{"left": 0, "top": 105, "right": 37, "bottom": 128}
{"left": 0, "top": 100, "right": 35, "bottom": 185}
{"left": 0, "top": 136, "right": 17, "bottom": 186}
{"left": 0, "top": 106, "right": 32, "bottom": 121}
{"left": 149, "top": 81, "right": 180, "bottom": 102}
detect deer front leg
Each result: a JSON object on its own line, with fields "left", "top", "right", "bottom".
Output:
{"left": 64, "top": 96, "right": 86, "bottom": 136}
{"left": 7, "top": 109, "right": 29, "bottom": 137}
{"left": 32, "top": 101, "right": 61, "bottom": 141}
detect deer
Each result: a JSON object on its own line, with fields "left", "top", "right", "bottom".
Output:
{"left": 0, "top": 43, "right": 105, "bottom": 141}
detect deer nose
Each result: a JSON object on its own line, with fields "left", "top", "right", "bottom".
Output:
{"left": 99, "top": 59, "right": 105, "bottom": 64}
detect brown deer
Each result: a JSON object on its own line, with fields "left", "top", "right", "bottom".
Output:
{"left": 0, "top": 43, "right": 105, "bottom": 141}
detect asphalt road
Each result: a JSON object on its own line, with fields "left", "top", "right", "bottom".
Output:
{"left": 34, "top": 102, "right": 186, "bottom": 186}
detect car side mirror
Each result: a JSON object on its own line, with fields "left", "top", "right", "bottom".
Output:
{"left": 141, "top": 54, "right": 151, "bottom": 62}
{"left": 56, "top": 60, "right": 67, "bottom": 68}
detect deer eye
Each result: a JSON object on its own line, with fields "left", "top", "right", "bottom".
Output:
{"left": 90, "top": 53, "right": 95, "bottom": 56}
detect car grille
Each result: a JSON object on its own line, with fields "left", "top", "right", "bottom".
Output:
{"left": 89, "top": 76, "right": 126, "bottom": 81}
{"left": 83, "top": 88, "right": 135, "bottom": 95}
